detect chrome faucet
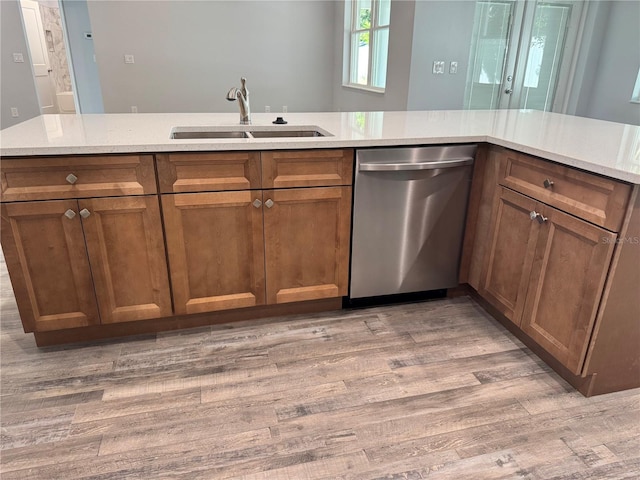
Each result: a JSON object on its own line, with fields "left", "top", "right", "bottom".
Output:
{"left": 226, "top": 77, "right": 250, "bottom": 125}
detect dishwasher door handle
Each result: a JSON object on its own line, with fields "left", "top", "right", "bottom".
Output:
{"left": 359, "top": 157, "right": 473, "bottom": 171}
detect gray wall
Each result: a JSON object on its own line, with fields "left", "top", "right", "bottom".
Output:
{"left": 2, "top": 0, "right": 639, "bottom": 126}
{"left": 407, "top": 0, "right": 476, "bottom": 110}
{"left": 582, "top": 1, "right": 640, "bottom": 125}
{"left": 60, "top": 0, "right": 104, "bottom": 113}
{"left": 86, "top": 0, "right": 336, "bottom": 114}
{"left": 1, "top": 0, "right": 40, "bottom": 129}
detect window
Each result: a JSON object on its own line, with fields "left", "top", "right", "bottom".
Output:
{"left": 345, "top": 0, "right": 391, "bottom": 91}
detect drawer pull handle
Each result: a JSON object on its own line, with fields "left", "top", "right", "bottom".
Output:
{"left": 64, "top": 209, "right": 76, "bottom": 219}
{"left": 265, "top": 199, "right": 274, "bottom": 208}
{"left": 66, "top": 173, "right": 78, "bottom": 184}
{"left": 543, "top": 178, "right": 554, "bottom": 189}
{"left": 529, "top": 210, "right": 548, "bottom": 224}
{"left": 252, "top": 199, "right": 262, "bottom": 208}
{"left": 79, "top": 208, "right": 91, "bottom": 219}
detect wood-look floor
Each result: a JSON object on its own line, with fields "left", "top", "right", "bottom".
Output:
{"left": 1, "top": 258, "right": 639, "bottom": 479}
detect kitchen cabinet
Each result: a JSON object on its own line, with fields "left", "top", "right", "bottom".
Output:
{"left": 462, "top": 145, "right": 638, "bottom": 394}
{"left": 0, "top": 155, "right": 172, "bottom": 331}
{"left": 481, "top": 187, "right": 615, "bottom": 373}
{"left": 161, "top": 190, "right": 266, "bottom": 315}
{"left": 157, "top": 149, "right": 353, "bottom": 315}
{"left": 264, "top": 186, "right": 351, "bottom": 304}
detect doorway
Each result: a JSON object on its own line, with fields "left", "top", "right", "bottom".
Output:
{"left": 464, "top": 0, "right": 584, "bottom": 112}
{"left": 20, "top": 0, "right": 75, "bottom": 114}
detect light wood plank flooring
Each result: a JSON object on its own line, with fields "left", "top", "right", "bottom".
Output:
{"left": 1, "top": 257, "right": 639, "bottom": 479}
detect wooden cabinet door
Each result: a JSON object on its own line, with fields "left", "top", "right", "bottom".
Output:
{"left": 0, "top": 200, "right": 99, "bottom": 332}
{"left": 79, "top": 196, "right": 172, "bottom": 324}
{"left": 521, "top": 206, "right": 616, "bottom": 374}
{"left": 162, "top": 192, "right": 266, "bottom": 315}
{"left": 263, "top": 186, "right": 352, "bottom": 304}
{"left": 479, "top": 187, "right": 540, "bottom": 325}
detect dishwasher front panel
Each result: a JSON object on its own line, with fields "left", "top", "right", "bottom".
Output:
{"left": 350, "top": 146, "right": 475, "bottom": 299}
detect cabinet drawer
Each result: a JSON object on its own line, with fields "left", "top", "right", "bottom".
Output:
{"left": 499, "top": 149, "right": 631, "bottom": 232}
{"left": 1, "top": 155, "right": 156, "bottom": 202}
{"left": 157, "top": 152, "right": 261, "bottom": 193}
{"left": 262, "top": 149, "right": 353, "bottom": 188}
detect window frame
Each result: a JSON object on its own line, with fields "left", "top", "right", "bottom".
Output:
{"left": 344, "top": 0, "right": 390, "bottom": 92}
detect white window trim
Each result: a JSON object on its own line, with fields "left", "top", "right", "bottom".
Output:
{"left": 343, "top": 0, "right": 390, "bottom": 92}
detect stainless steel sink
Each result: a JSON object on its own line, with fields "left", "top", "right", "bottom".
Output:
{"left": 171, "top": 131, "right": 250, "bottom": 139}
{"left": 170, "top": 128, "right": 249, "bottom": 139}
{"left": 170, "top": 125, "right": 332, "bottom": 140}
{"left": 249, "top": 130, "right": 325, "bottom": 138}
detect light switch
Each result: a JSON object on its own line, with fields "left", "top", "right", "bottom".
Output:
{"left": 124, "top": 54, "right": 135, "bottom": 64}
{"left": 449, "top": 61, "right": 458, "bottom": 74}
{"left": 432, "top": 61, "right": 445, "bottom": 74}
{"left": 13, "top": 53, "right": 24, "bottom": 63}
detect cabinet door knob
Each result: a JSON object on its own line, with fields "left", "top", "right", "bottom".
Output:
{"left": 252, "top": 199, "right": 262, "bottom": 208}
{"left": 79, "top": 208, "right": 91, "bottom": 218}
{"left": 265, "top": 199, "right": 274, "bottom": 208}
{"left": 543, "top": 178, "right": 554, "bottom": 188}
{"left": 529, "top": 210, "right": 548, "bottom": 224}
{"left": 66, "top": 173, "right": 78, "bottom": 184}
{"left": 64, "top": 209, "right": 76, "bottom": 219}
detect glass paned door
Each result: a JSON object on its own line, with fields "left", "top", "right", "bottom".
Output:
{"left": 516, "top": 2, "right": 580, "bottom": 111}
{"left": 465, "top": 1, "right": 524, "bottom": 109}
{"left": 465, "top": 0, "right": 583, "bottom": 112}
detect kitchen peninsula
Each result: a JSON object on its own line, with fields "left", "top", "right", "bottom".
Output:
{"left": 1, "top": 109, "right": 638, "bottom": 397}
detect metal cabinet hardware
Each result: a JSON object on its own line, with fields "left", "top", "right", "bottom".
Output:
{"left": 543, "top": 178, "right": 554, "bottom": 188}
{"left": 64, "top": 209, "right": 76, "bottom": 219}
{"left": 79, "top": 208, "right": 91, "bottom": 218}
{"left": 252, "top": 199, "right": 262, "bottom": 208}
{"left": 265, "top": 199, "right": 274, "bottom": 208}
{"left": 66, "top": 173, "right": 78, "bottom": 184}
{"left": 530, "top": 210, "right": 548, "bottom": 224}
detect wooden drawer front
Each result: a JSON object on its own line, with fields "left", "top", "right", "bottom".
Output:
{"left": 500, "top": 150, "right": 631, "bottom": 231}
{"left": 262, "top": 149, "right": 354, "bottom": 188}
{"left": 1, "top": 156, "right": 156, "bottom": 202}
{"left": 157, "top": 152, "right": 261, "bottom": 193}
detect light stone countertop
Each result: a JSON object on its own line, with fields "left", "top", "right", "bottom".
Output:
{"left": 1, "top": 109, "right": 639, "bottom": 184}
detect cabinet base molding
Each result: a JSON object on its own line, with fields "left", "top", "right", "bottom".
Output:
{"left": 32, "top": 298, "right": 343, "bottom": 347}
{"left": 467, "top": 289, "right": 638, "bottom": 397}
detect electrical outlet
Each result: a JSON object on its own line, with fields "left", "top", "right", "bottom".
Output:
{"left": 265, "top": 105, "right": 271, "bottom": 113}
{"left": 13, "top": 53, "right": 24, "bottom": 63}
{"left": 10, "top": 107, "right": 19, "bottom": 118}
{"left": 282, "top": 106, "right": 288, "bottom": 113}
{"left": 432, "top": 61, "right": 445, "bottom": 74}
{"left": 131, "top": 106, "right": 138, "bottom": 113}
{"left": 449, "top": 61, "right": 458, "bottom": 74}
{"left": 124, "top": 54, "right": 135, "bottom": 64}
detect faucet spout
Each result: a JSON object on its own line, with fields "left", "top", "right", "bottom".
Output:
{"left": 226, "top": 77, "right": 250, "bottom": 125}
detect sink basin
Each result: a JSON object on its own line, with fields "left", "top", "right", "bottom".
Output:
{"left": 249, "top": 129, "right": 326, "bottom": 138}
{"left": 170, "top": 125, "right": 332, "bottom": 140}
{"left": 170, "top": 128, "right": 249, "bottom": 139}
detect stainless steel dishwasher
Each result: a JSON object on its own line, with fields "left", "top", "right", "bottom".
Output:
{"left": 350, "top": 145, "right": 476, "bottom": 299}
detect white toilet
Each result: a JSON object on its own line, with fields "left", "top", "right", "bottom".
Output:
{"left": 56, "top": 92, "right": 76, "bottom": 113}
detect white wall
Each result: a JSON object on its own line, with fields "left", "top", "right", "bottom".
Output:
{"left": 86, "top": 0, "right": 336, "bottom": 114}
{"left": 60, "top": 0, "right": 104, "bottom": 113}
{"left": 582, "top": 1, "right": 640, "bottom": 125}
{"left": 407, "top": 0, "right": 476, "bottom": 110}
{"left": 1, "top": 0, "right": 40, "bottom": 129}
